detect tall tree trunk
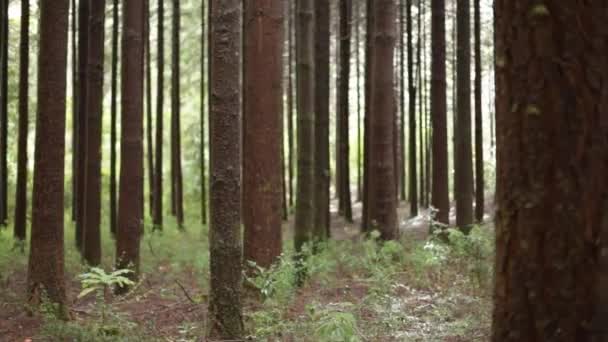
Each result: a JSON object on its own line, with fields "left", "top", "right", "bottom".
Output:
{"left": 76, "top": 0, "right": 90, "bottom": 252}
{"left": 171, "top": 0, "right": 184, "bottom": 226}
{"left": 473, "top": 0, "right": 483, "bottom": 223}
{"left": 417, "top": 0, "right": 425, "bottom": 209}
{"left": 27, "top": 0, "right": 70, "bottom": 315}
{"left": 0, "top": 0, "right": 8, "bottom": 227}
{"left": 430, "top": 0, "right": 449, "bottom": 227}
{"left": 153, "top": 0, "right": 164, "bottom": 228}
{"left": 110, "top": 0, "right": 119, "bottom": 236}
{"left": 287, "top": 0, "right": 295, "bottom": 209}
{"left": 14, "top": 0, "right": 30, "bottom": 241}
{"left": 243, "top": 0, "right": 284, "bottom": 269}
{"left": 337, "top": 0, "right": 353, "bottom": 224}
{"left": 145, "top": 0, "right": 154, "bottom": 218}
{"left": 368, "top": 0, "right": 397, "bottom": 240}
{"left": 314, "top": 0, "right": 330, "bottom": 240}
{"left": 83, "top": 0, "right": 106, "bottom": 266}
{"left": 493, "top": 2, "right": 608, "bottom": 340}
{"left": 355, "top": 0, "right": 362, "bottom": 202}
{"left": 407, "top": 0, "right": 418, "bottom": 217}
{"left": 399, "top": 0, "right": 406, "bottom": 202}
{"left": 116, "top": 0, "right": 144, "bottom": 293}
{"left": 455, "top": 0, "right": 473, "bottom": 229}
{"left": 71, "top": 0, "right": 78, "bottom": 222}
{"left": 361, "top": 0, "right": 373, "bottom": 232}
{"left": 207, "top": 0, "right": 244, "bottom": 338}
{"left": 200, "top": 0, "right": 207, "bottom": 225}
{"left": 294, "top": 0, "right": 315, "bottom": 257}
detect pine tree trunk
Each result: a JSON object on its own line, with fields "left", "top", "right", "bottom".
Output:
{"left": 430, "top": 0, "right": 449, "bottom": 227}
{"left": 207, "top": 0, "right": 244, "bottom": 338}
{"left": 27, "top": 0, "right": 70, "bottom": 315}
{"left": 287, "top": 0, "right": 295, "bottom": 209}
{"left": 455, "top": 0, "right": 473, "bottom": 229}
{"left": 473, "top": 0, "right": 483, "bottom": 223}
{"left": 0, "top": 0, "right": 8, "bottom": 227}
{"left": 314, "top": 0, "right": 330, "bottom": 240}
{"left": 200, "top": 0, "right": 207, "bottom": 225}
{"left": 337, "top": 0, "right": 353, "bottom": 224}
{"left": 407, "top": 0, "right": 418, "bottom": 217}
{"left": 243, "top": 0, "right": 284, "bottom": 269}
{"left": 294, "top": 0, "right": 315, "bottom": 255}
{"left": 153, "top": 0, "right": 165, "bottom": 228}
{"left": 361, "top": 0, "right": 373, "bottom": 232}
{"left": 76, "top": 0, "right": 90, "bottom": 252}
{"left": 83, "top": 0, "right": 106, "bottom": 266}
{"left": 368, "top": 0, "right": 398, "bottom": 240}
{"left": 110, "top": 0, "right": 119, "bottom": 236}
{"left": 493, "top": 3, "right": 608, "bottom": 340}
{"left": 116, "top": 0, "right": 144, "bottom": 293}
{"left": 145, "top": 0, "right": 154, "bottom": 218}
{"left": 399, "top": 0, "right": 406, "bottom": 202}
{"left": 14, "top": 0, "right": 29, "bottom": 241}
{"left": 71, "top": 0, "right": 78, "bottom": 223}
{"left": 355, "top": 0, "right": 362, "bottom": 202}
{"left": 171, "top": 0, "right": 184, "bottom": 227}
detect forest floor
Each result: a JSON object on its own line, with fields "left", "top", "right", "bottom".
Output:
{"left": 0, "top": 199, "right": 493, "bottom": 341}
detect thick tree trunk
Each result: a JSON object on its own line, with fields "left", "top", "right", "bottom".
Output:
{"left": 153, "top": 0, "right": 165, "bottom": 228}
{"left": 83, "top": 0, "right": 106, "bottom": 266}
{"left": 337, "top": 0, "right": 353, "bottom": 224}
{"left": 171, "top": 0, "right": 184, "bottom": 226}
{"left": 76, "top": 0, "right": 90, "bottom": 252}
{"left": 27, "top": 0, "right": 70, "bottom": 315}
{"left": 368, "top": 0, "right": 398, "bottom": 240}
{"left": 455, "top": 0, "right": 473, "bottom": 229}
{"left": 493, "top": 2, "right": 608, "bottom": 341}
{"left": 243, "top": 0, "right": 284, "bottom": 269}
{"left": 473, "top": 0, "right": 483, "bottom": 223}
{"left": 407, "top": 0, "right": 418, "bottom": 217}
{"left": 294, "top": 0, "right": 315, "bottom": 255}
{"left": 430, "top": 0, "right": 449, "bottom": 227}
{"left": 207, "top": 0, "right": 244, "bottom": 338}
{"left": 314, "top": 0, "right": 330, "bottom": 240}
{"left": 14, "top": 0, "right": 30, "bottom": 241}
{"left": 116, "top": 0, "right": 144, "bottom": 293}
{"left": 110, "top": 0, "right": 119, "bottom": 236}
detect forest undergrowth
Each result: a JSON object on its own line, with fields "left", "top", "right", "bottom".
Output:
{"left": 0, "top": 210, "right": 493, "bottom": 341}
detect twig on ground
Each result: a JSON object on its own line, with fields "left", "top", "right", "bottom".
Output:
{"left": 174, "top": 280, "right": 197, "bottom": 304}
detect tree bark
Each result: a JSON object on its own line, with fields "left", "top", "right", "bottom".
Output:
{"left": 0, "top": 0, "right": 8, "bottom": 227}
{"left": 14, "top": 0, "right": 30, "bottom": 241}
{"left": 407, "top": 0, "right": 418, "bottom": 217}
{"left": 473, "top": 0, "right": 483, "bottom": 223}
{"left": 243, "top": 0, "right": 284, "bottom": 269}
{"left": 493, "top": 2, "right": 608, "bottom": 340}
{"left": 110, "top": 0, "right": 119, "bottom": 236}
{"left": 83, "top": 0, "right": 106, "bottom": 266}
{"left": 171, "top": 0, "right": 184, "bottom": 226}
{"left": 153, "top": 0, "right": 165, "bottom": 228}
{"left": 294, "top": 0, "right": 315, "bottom": 255}
{"left": 27, "top": 0, "right": 70, "bottom": 315}
{"left": 314, "top": 0, "right": 330, "bottom": 240}
{"left": 368, "top": 0, "right": 398, "bottom": 240}
{"left": 337, "top": 0, "right": 353, "bottom": 224}
{"left": 207, "top": 0, "right": 244, "bottom": 338}
{"left": 116, "top": 0, "right": 144, "bottom": 293}
{"left": 430, "top": 0, "right": 449, "bottom": 227}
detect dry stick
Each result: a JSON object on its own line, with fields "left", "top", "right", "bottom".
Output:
{"left": 174, "top": 279, "right": 197, "bottom": 304}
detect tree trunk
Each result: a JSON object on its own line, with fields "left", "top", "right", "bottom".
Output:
{"left": 493, "top": 2, "right": 608, "bottom": 340}
{"left": 243, "top": 0, "right": 284, "bottom": 269}
{"left": 355, "top": 0, "right": 362, "bottom": 202}
{"left": 110, "top": 0, "right": 119, "bottom": 236}
{"left": 171, "top": 0, "right": 184, "bottom": 227}
{"left": 430, "top": 0, "right": 449, "bottom": 227}
{"left": 14, "top": 0, "right": 29, "bottom": 241}
{"left": 71, "top": 0, "right": 77, "bottom": 223}
{"left": 153, "top": 0, "right": 165, "bottom": 228}
{"left": 76, "top": 0, "right": 90, "bottom": 252}
{"left": 200, "top": 0, "right": 207, "bottom": 225}
{"left": 361, "top": 0, "right": 373, "bottom": 232}
{"left": 145, "top": 0, "right": 154, "bottom": 218}
{"left": 0, "top": 0, "right": 8, "bottom": 227}
{"left": 407, "top": 0, "right": 418, "bottom": 217}
{"left": 207, "top": 0, "right": 244, "bottom": 338}
{"left": 314, "top": 0, "right": 330, "bottom": 240}
{"left": 294, "top": 0, "right": 315, "bottom": 255}
{"left": 27, "top": 0, "right": 70, "bottom": 315}
{"left": 116, "top": 0, "right": 144, "bottom": 293}
{"left": 455, "top": 0, "right": 473, "bottom": 229}
{"left": 399, "top": 0, "right": 406, "bottom": 202}
{"left": 83, "top": 0, "right": 106, "bottom": 266}
{"left": 473, "top": 0, "right": 483, "bottom": 223}
{"left": 337, "top": 0, "right": 353, "bottom": 224}
{"left": 368, "top": 0, "right": 397, "bottom": 240}
{"left": 287, "top": 0, "right": 295, "bottom": 210}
